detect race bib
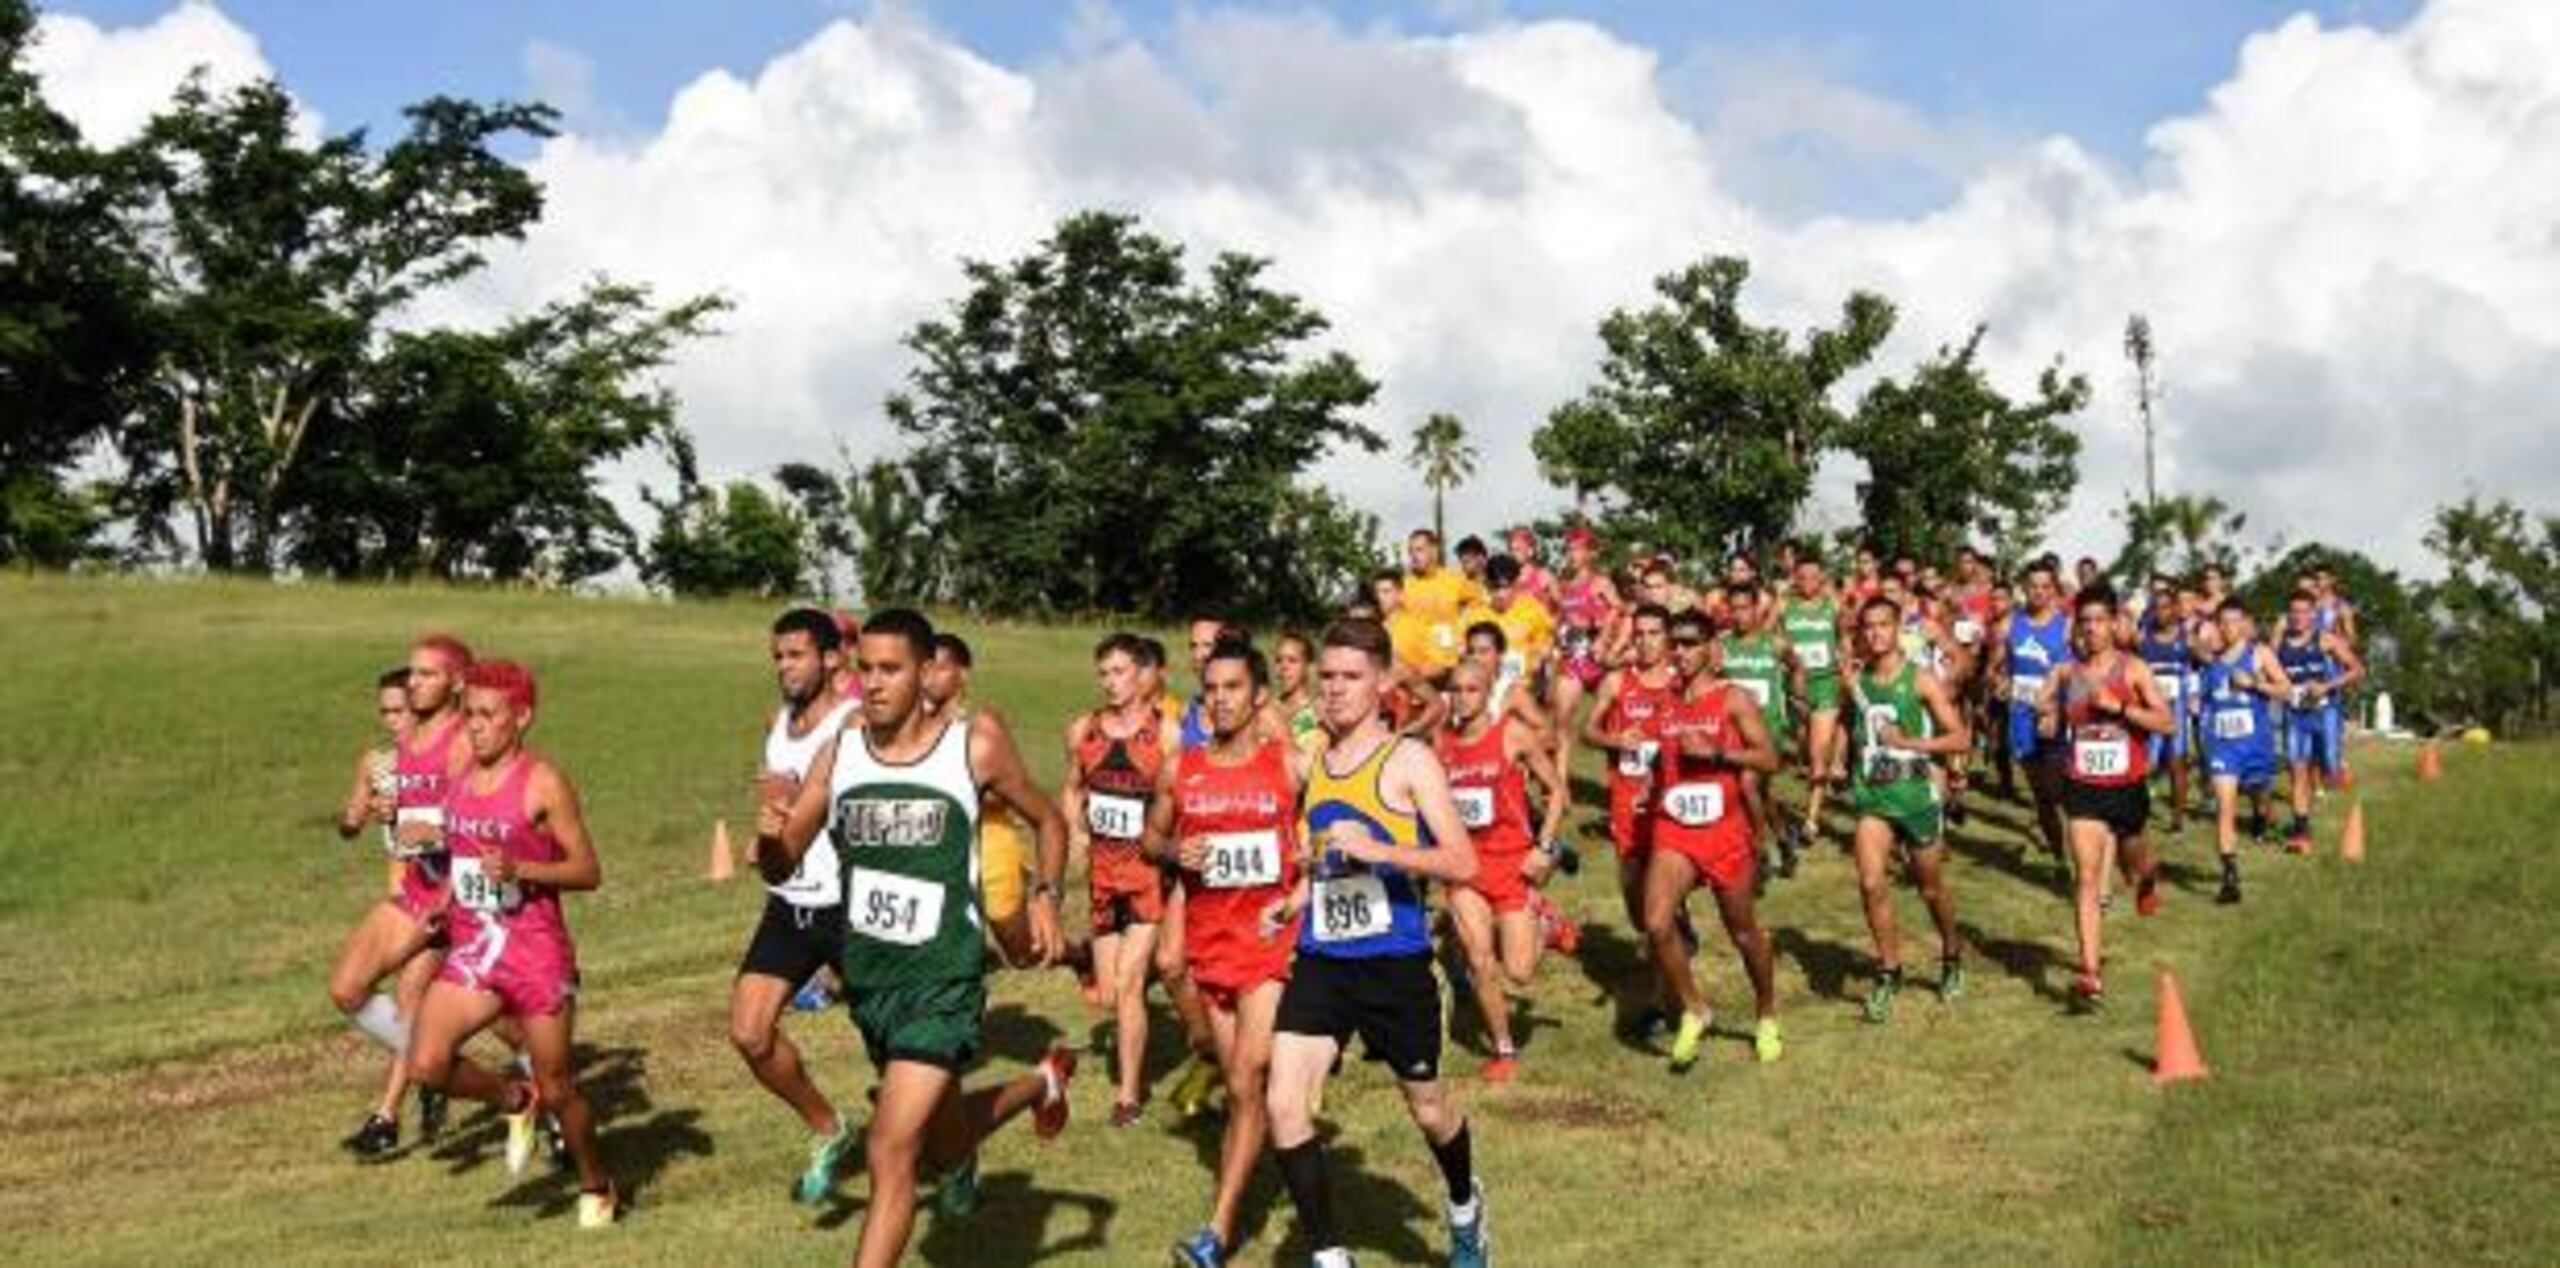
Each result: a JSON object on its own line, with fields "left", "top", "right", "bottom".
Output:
{"left": 1433, "top": 623, "right": 1458, "bottom": 650}
{"left": 848, "top": 867, "right": 945, "bottom": 946}
{"left": 391, "top": 804, "right": 445, "bottom": 859}
{"left": 1953, "top": 618, "right": 1983, "bottom": 646}
{"left": 449, "top": 855, "right": 517, "bottom": 915}
{"left": 1798, "top": 642, "right": 1833, "bottom": 671}
{"left": 1617, "top": 740, "right": 1660, "bottom": 778}
{"left": 1662, "top": 782, "right": 1726, "bottom": 827}
{"left": 1200, "top": 830, "right": 1283, "bottom": 890}
{"left": 1085, "top": 791, "right": 1145, "bottom": 841}
{"left": 2010, "top": 673, "right": 2047, "bottom": 704}
{"left": 1499, "top": 651, "right": 1527, "bottom": 681}
{"left": 2212, "top": 711, "right": 2256, "bottom": 741}
{"left": 2072, "top": 737, "right": 2133, "bottom": 780}
{"left": 1738, "top": 679, "right": 1773, "bottom": 707}
{"left": 1312, "top": 874, "right": 1393, "bottom": 943}
{"left": 1452, "top": 785, "right": 1496, "bottom": 829}
{"left": 2154, "top": 674, "right": 2183, "bottom": 700}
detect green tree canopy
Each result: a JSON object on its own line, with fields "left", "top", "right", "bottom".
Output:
{"left": 1844, "top": 326, "right": 2088, "bottom": 565}
{"left": 1408, "top": 412, "right": 1477, "bottom": 545}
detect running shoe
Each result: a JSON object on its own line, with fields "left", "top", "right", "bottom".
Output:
{"left": 502, "top": 1084, "right": 541, "bottom": 1176}
{"left": 1777, "top": 821, "right": 1804, "bottom": 877}
{"left": 1448, "top": 1179, "right": 1490, "bottom": 1268}
{"left": 1863, "top": 974, "right": 1900, "bottom": 1024}
{"left": 2070, "top": 972, "right": 2105, "bottom": 1009}
{"left": 1752, "top": 1017, "right": 1783, "bottom": 1064}
{"left": 1938, "top": 959, "right": 1967, "bottom": 1002}
{"left": 2135, "top": 868, "right": 2162, "bottom": 917}
{"left": 1167, "top": 1053, "right": 1220, "bottom": 1121}
{"left": 342, "top": 1112, "right": 399, "bottom": 1159}
{"left": 1541, "top": 836, "right": 1582, "bottom": 877}
{"left": 575, "top": 1182, "right": 619, "bottom": 1230}
{"left": 1481, "top": 1050, "right": 1519, "bottom": 1085}
{"left": 2216, "top": 866, "right": 2243, "bottom": 906}
{"left": 1034, "top": 1043, "right": 1077, "bottom": 1141}
{"left": 1172, "top": 1227, "right": 1225, "bottom": 1268}
{"left": 2285, "top": 830, "right": 2312, "bottom": 856}
{"left": 794, "top": 1121, "right": 857, "bottom": 1206}
{"left": 790, "top": 976, "right": 834, "bottom": 1013}
{"left": 417, "top": 1088, "right": 448, "bottom": 1142}
{"left": 932, "top": 1154, "right": 979, "bottom": 1220}
{"left": 1668, "top": 1011, "right": 1710, "bottom": 1072}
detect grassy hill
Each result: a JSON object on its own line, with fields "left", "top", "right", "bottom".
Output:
{"left": 0, "top": 574, "right": 2550, "bottom": 1265}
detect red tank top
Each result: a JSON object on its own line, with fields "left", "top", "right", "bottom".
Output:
{"left": 441, "top": 753, "right": 567, "bottom": 942}
{"left": 1075, "top": 708, "right": 1164, "bottom": 847}
{"left": 1603, "top": 669, "right": 1677, "bottom": 789}
{"left": 1171, "top": 739, "right": 1300, "bottom": 934}
{"left": 1653, "top": 682, "right": 1751, "bottom": 854}
{"left": 395, "top": 713, "right": 466, "bottom": 880}
{"left": 1436, "top": 716, "right": 1533, "bottom": 854}
{"left": 2061, "top": 656, "right": 2150, "bottom": 787}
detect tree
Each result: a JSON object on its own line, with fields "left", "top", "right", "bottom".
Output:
{"left": 0, "top": 0, "right": 154, "bottom": 566}
{"left": 2420, "top": 497, "right": 2557, "bottom": 736}
{"left": 1843, "top": 326, "right": 2088, "bottom": 564}
{"left": 889, "top": 211, "right": 1381, "bottom": 620}
{"left": 1407, "top": 413, "right": 1477, "bottom": 544}
{"left": 2113, "top": 491, "right": 2249, "bottom": 584}
{"left": 847, "top": 460, "right": 936, "bottom": 607}
{"left": 114, "top": 75, "right": 556, "bottom": 571}
{"left": 2240, "top": 542, "right": 2425, "bottom": 719}
{"left": 1532, "top": 255, "right": 1894, "bottom": 561}
{"left": 644, "top": 439, "right": 810, "bottom": 598}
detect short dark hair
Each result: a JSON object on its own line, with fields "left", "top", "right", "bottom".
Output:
{"left": 1632, "top": 601, "right": 1672, "bottom": 627}
{"left": 376, "top": 667, "right": 411, "bottom": 691}
{"left": 1368, "top": 568, "right": 1402, "bottom": 591}
{"left": 860, "top": 607, "right": 935, "bottom": 663}
{"left": 1465, "top": 620, "right": 1506, "bottom": 653}
{"left": 932, "top": 632, "right": 973, "bottom": 668}
{"left": 1321, "top": 618, "right": 1394, "bottom": 668}
{"left": 1668, "top": 608, "right": 1711, "bottom": 639}
{"left": 1484, "top": 555, "right": 1521, "bottom": 588}
{"left": 2075, "top": 585, "right": 2120, "bottom": 616}
{"left": 2217, "top": 598, "right": 2250, "bottom": 618}
{"left": 1093, "top": 632, "right": 1148, "bottom": 665}
{"left": 1203, "top": 632, "right": 1269, "bottom": 690}
{"left": 773, "top": 606, "right": 842, "bottom": 652}
{"left": 1455, "top": 534, "right": 1488, "bottom": 559}
{"left": 1859, "top": 594, "right": 1901, "bottom": 623}
{"left": 1138, "top": 637, "right": 1169, "bottom": 670}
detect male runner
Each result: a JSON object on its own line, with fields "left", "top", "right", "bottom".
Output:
{"left": 1455, "top": 535, "right": 1492, "bottom": 593}
{"left": 758, "top": 608, "right": 1077, "bottom": 1267}
{"left": 1157, "top": 637, "right": 1306, "bottom": 1268}
{"left": 404, "top": 661, "right": 617, "bottom": 1227}
{"left": 1064, "top": 633, "right": 1179, "bottom": 1125}
{"left": 1439, "top": 658, "right": 1573, "bottom": 1083}
{"left": 2276, "top": 590, "right": 2366, "bottom": 849}
{"left": 1992, "top": 561, "right": 2074, "bottom": 878}
{"left": 2034, "top": 590, "right": 2173, "bottom": 1005}
{"left": 1845, "top": 597, "right": 1973, "bottom": 1022}
{"left": 2135, "top": 576, "right": 2197, "bottom": 834}
{"left": 1782, "top": 555, "right": 1849, "bottom": 843}
{"left": 330, "top": 666, "right": 420, "bottom": 1152}
{"left": 1403, "top": 528, "right": 1483, "bottom": 672}
{"left": 1716, "top": 580, "right": 1802, "bottom": 876}
{"left": 1550, "top": 527, "right": 1623, "bottom": 777}
{"left": 1506, "top": 528, "right": 1556, "bottom": 609}
{"left": 1266, "top": 619, "right": 1488, "bottom": 1268}
{"left": 327, "top": 635, "right": 472, "bottom": 1156}
{"left": 1648, "top": 609, "right": 1783, "bottom": 1072}
{"left": 2310, "top": 564, "right": 2360, "bottom": 646}
{"left": 731, "top": 610, "right": 865, "bottom": 1204}
{"left": 1583, "top": 603, "right": 1683, "bottom": 1024}
{"left": 1472, "top": 556, "right": 1556, "bottom": 711}
{"left": 2199, "top": 602, "right": 2290, "bottom": 902}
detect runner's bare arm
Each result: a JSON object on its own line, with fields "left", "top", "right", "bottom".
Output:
{"left": 1142, "top": 747, "right": 1179, "bottom": 865}
{"left": 758, "top": 735, "right": 837, "bottom": 876}
{"left": 1910, "top": 671, "right": 1974, "bottom": 757}
{"left": 1721, "top": 689, "right": 1782, "bottom": 774}
{"left": 2119, "top": 662, "right": 2176, "bottom": 735}
{"left": 337, "top": 749, "right": 378, "bottom": 840}
{"left": 1580, "top": 673, "right": 1624, "bottom": 749}
{"left": 1058, "top": 717, "right": 1090, "bottom": 854}
{"left": 1404, "top": 677, "right": 1450, "bottom": 738}
{"left": 516, "top": 762, "right": 602, "bottom": 891}
{"left": 2325, "top": 633, "right": 2367, "bottom": 693}
{"left": 2251, "top": 646, "right": 2294, "bottom": 699}
{"left": 1511, "top": 722, "right": 1572, "bottom": 841}
{"left": 976, "top": 711, "right": 1067, "bottom": 964}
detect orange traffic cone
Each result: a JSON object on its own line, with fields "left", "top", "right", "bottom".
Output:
{"left": 2416, "top": 740, "right": 2443, "bottom": 782}
{"left": 2340, "top": 800, "right": 2366, "bottom": 862}
{"left": 707, "top": 819, "right": 736, "bottom": 882}
{"left": 2153, "top": 971, "right": 2209, "bottom": 1086}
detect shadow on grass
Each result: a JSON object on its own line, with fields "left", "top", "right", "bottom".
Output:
{"left": 1770, "top": 926, "right": 1863, "bottom": 1002}
{"left": 982, "top": 1000, "right": 1068, "bottom": 1067}
{"left": 914, "top": 1171, "right": 1117, "bottom": 1265}
{"left": 1267, "top": 1140, "right": 1441, "bottom": 1268}
{"left": 1959, "top": 922, "right": 2073, "bottom": 1005}
{"left": 419, "top": 1043, "right": 715, "bottom": 1219}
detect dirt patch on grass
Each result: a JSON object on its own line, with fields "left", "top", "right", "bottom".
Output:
{"left": 1494, "top": 1087, "right": 1662, "bottom": 1132}
{"left": 0, "top": 1033, "right": 342, "bottom": 1135}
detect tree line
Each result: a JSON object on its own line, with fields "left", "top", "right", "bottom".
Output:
{"left": 2, "top": 1, "right": 2549, "bottom": 733}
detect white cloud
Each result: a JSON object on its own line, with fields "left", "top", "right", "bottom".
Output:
{"left": 27, "top": 1, "right": 280, "bottom": 145}
{"left": 62, "top": 0, "right": 2560, "bottom": 575}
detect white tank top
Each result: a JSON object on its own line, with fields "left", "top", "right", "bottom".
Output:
{"left": 764, "top": 696, "right": 861, "bottom": 907}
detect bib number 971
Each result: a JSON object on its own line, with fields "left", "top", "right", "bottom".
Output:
{"left": 1085, "top": 792, "right": 1144, "bottom": 841}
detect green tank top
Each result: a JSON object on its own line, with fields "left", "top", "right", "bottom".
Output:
{"left": 1721, "top": 631, "right": 1788, "bottom": 723}
{"left": 1782, "top": 597, "right": 1840, "bottom": 679}
{"left": 1852, "top": 661, "right": 1938, "bottom": 815}
{"left": 828, "top": 714, "right": 985, "bottom": 989}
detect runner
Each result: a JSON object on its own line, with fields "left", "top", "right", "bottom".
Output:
{"left": 1266, "top": 618, "right": 1489, "bottom": 1268}
{"left": 1845, "top": 545, "right": 1885, "bottom": 608}
{"left": 1647, "top": 609, "right": 1784, "bottom": 1072}
{"left": 830, "top": 611, "right": 865, "bottom": 702}
{"left": 1403, "top": 528, "right": 1484, "bottom": 673}
{"left": 1473, "top": 555, "right": 1557, "bottom": 721}
{"left": 1506, "top": 528, "right": 1557, "bottom": 610}
{"left": 2135, "top": 575, "right": 2198, "bottom": 835}
{"left": 1549, "top": 526, "right": 1624, "bottom": 778}
{"left": 326, "top": 634, "right": 472, "bottom": 1158}
{"left": 1781, "top": 553, "right": 1849, "bottom": 846}
{"left": 329, "top": 666, "right": 426, "bottom": 1154}
{"left": 1274, "top": 632, "right": 1328, "bottom": 761}
{"left": 757, "top": 608, "right": 1076, "bottom": 1268}
{"left": 1455, "top": 535, "right": 1492, "bottom": 594}
{"left": 923, "top": 633, "right": 1038, "bottom": 967}
{"left": 1844, "top": 596, "right": 1974, "bottom": 1023}
{"left": 1438, "top": 658, "right": 1573, "bottom": 1083}
{"left": 2310, "top": 563, "right": 2360, "bottom": 646}
{"left": 731, "top": 609, "right": 865, "bottom": 1205}
{"left": 2276, "top": 589, "right": 2366, "bottom": 850}
{"left": 1716, "top": 579, "right": 1803, "bottom": 877}
{"left": 2034, "top": 589, "right": 2175, "bottom": 1006}
{"left": 1063, "top": 633, "right": 1180, "bottom": 1125}
{"left": 1160, "top": 617, "right": 1237, "bottom": 1121}
{"left": 404, "top": 661, "right": 617, "bottom": 1227}
{"left": 1582, "top": 603, "right": 1686, "bottom": 1032}
{"left": 1156, "top": 636, "right": 1306, "bottom": 1268}
{"left": 2199, "top": 601, "right": 2291, "bottom": 903}
{"left": 1461, "top": 620, "right": 1551, "bottom": 738}
{"left": 1991, "top": 560, "right": 2074, "bottom": 880}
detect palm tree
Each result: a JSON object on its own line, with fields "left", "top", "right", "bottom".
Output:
{"left": 1408, "top": 413, "right": 1478, "bottom": 543}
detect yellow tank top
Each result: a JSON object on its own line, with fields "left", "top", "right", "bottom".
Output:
{"left": 1299, "top": 735, "right": 1429, "bottom": 957}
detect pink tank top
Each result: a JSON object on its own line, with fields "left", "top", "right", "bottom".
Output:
{"left": 395, "top": 714, "right": 466, "bottom": 881}
{"left": 1559, "top": 574, "right": 1610, "bottom": 629}
{"left": 441, "top": 754, "right": 567, "bottom": 945}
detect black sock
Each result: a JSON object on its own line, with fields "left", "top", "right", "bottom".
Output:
{"left": 1427, "top": 1120, "right": 1474, "bottom": 1206}
{"left": 1276, "top": 1139, "right": 1337, "bottom": 1247}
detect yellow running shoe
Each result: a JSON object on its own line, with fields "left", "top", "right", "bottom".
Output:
{"left": 1167, "top": 1053, "right": 1220, "bottom": 1119}
{"left": 1754, "top": 1017, "right": 1784, "bottom": 1064}
{"left": 1669, "top": 1011, "right": 1710, "bottom": 1072}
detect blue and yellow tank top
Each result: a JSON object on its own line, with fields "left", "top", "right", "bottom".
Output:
{"left": 1298, "top": 735, "right": 1432, "bottom": 960}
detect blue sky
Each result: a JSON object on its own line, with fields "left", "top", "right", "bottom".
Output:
{"left": 56, "top": 0, "right": 2419, "bottom": 181}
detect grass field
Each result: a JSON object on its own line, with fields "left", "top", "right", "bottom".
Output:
{"left": 1, "top": 573, "right": 2552, "bottom": 1266}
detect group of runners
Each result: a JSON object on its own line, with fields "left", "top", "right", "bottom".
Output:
{"left": 319, "top": 526, "right": 2368, "bottom": 1266}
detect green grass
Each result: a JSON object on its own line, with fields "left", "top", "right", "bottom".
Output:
{"left": 1, "top": 573, "right": 2551, "bottom": 1265}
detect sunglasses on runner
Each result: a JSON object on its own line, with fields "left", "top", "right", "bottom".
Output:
{"left": 1669, "top": 635, "right": 1705, "bottom": 648}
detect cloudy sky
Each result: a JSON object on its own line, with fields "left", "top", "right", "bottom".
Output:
{"left": 29, "top": 0, "right": 2557, "bottom": 574}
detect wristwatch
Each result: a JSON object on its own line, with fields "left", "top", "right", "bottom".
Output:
{"left": 1031, "top": 880, "right": 1061, "bottom": 903}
